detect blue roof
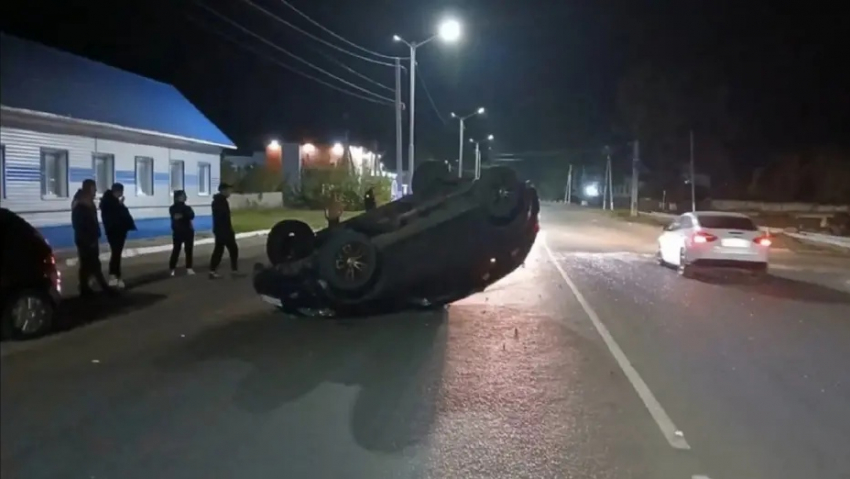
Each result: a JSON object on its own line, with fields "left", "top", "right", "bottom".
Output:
{"left": 0, "top": 33, "right": 235, "bottom": 148}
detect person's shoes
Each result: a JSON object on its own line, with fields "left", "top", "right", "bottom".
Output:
{"left": 209, "top": 271, "right": 222, "bottom": 279}
{"left": 186, "top": 268, "right": 196, "bottom": 276}
{"left": 116, "top": 279, "right": 126, "bottom": 289}
{"left": 170, "top": 269, "right": 176, "bottom": 277}
{"left": 108, "top": 275, "right": 119, "bottom": 287}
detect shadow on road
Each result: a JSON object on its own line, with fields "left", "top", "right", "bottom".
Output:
{"left": 696, "top": 273, "right": 850, "bottom": 304}
{"left": 54, "top": 291, "right": 168, "bottom": 334}
{"left": 154, "top": 309, "right": 448, "bottom": 453}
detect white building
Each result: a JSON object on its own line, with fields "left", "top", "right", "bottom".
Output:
{"left": 0, "top": 34, "right": 235, "bottom": 249}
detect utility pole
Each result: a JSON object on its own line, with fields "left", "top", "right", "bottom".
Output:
{"left": 630, "top": 140, "right": 640, "bottom": 216}
{"left": 457, "top": 119, "right": 465, "bottom": 178}
{"left": 565, "top": 164, "right": 573, "bottom": 203}
{"left": 407, "top": 48, "right": 417, "bottom": 190}
{"left": 689, "top": 129, "right": 696, "bottom": 212}
{"left": 473, "top": 140, "right": 480, "bottom": 179}
{"left": 608, "top": 155, "right": 614, "bottom": 210}
{"left": 602, "top": 146, "right": 612, "bottom": 210}
{"left": 394, "top": 58, "right": 403, "bottom": 194}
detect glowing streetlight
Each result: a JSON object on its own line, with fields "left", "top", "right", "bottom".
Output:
{"left": 301, "top": 143, "right": 315, "bottom": 155}
{"left": 268, "top": 140, "right": 280, "bottom": 150}
{"left": 469, "top": 134, "right": 495, "bottom": 179}
{"left": 331, "top": 143, "right": 344, "bottom": 156}
{"left": 394, "top": 17, "right": 464, "bottom": 190}
{"left": 451, "top": 107, "right": 487, "bottom": 178}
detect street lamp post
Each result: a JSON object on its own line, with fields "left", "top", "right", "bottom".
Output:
{"left": 394, "top": 18, "right": 461, "bottom": 189}
{"left": 451, "top": 107, "right": 485, "bottom": 178}
{"left": 468, "top": 134, "right": 493, "bottom": 179}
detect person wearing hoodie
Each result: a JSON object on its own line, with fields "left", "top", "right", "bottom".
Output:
{"left": 208, "top": 183, "right": 238, "bottom": 279}
{"left": 100, "top": 182, "right": 136, "bottom": 289}
{"left": 168, "top": 190, "right": 196, "bottom": 276}
{"left": 72, "top": 179, "right": 112, "bottom": 295}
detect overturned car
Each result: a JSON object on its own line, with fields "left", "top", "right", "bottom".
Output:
{"left": 252, "top": 161, "right": 540, "bottom": 316}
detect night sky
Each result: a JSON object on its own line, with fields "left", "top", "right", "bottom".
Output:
{"left": 2, "top": 0, "right": 847, "bottom": 166}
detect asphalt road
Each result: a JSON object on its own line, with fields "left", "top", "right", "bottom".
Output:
{"left": 2, "top": 206, "right": 849, "bottom": 479}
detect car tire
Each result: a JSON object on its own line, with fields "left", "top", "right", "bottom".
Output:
{"left": 1, "top": 290, "right": 55, "bottom": 340}
{"left": 475, "top": 166, "right": 522, "bottom": 223}
{"left": 677, "top": 249, "right": 695, "bottom": 278}
{"left": 412, "top": 160, "right": 450, "bottom": 197}
{"left": 656, "top": 248, "right": 666, "bottom": 266}
{"left": 317, "top": 230, "right": 380, "bottom": 295}
{"left": 266, "top": 220, "right": 316, "bottom": 265}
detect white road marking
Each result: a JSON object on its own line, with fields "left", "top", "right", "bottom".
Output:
{"left": 692, "top": 476, "right": 711, "bottom": 479}
{"left": 542, "top": 236, "right": 691, "bottom": 450}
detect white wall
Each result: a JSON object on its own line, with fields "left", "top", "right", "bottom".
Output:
{"left": 0, "top": 125, "right": 221, "bottom": 227}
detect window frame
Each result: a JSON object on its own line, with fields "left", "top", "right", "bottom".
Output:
{"left": 40, "top": 148, "right": 70, "bottom": 200}
{"left": 92, "top": 153, "right": 115, "bottom": 194}
{"left": 198, "top": 162, "right": 211, "bottom": 196}
{"left": 0, "top": 144, "right": 5, "bottom": 199}
{"left": 134, "top": 156, "right": 155, "bottom": 197}
{"left": 169, "top": 160, "right": 185, "bottom": 194}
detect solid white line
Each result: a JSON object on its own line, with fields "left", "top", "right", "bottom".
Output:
{"left": 542, "top": 236, "right": 691, "bottom": 450}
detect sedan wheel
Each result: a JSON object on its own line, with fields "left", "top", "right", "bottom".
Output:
{"left": 677, "top": 249, "right": 695, "bottom": 278}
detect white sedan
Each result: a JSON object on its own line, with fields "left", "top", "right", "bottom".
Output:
{"left": 657, "top": 211, "right": 772, "bottom": 278}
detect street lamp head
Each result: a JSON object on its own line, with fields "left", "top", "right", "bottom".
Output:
{"left": 487, "top": 134, "right": 494, "bottom": 141}
{"left": 268, "top": 140, "right": 280, "bottom": 150}
{"left": 438, "top": 19, "right": 461, "bottom": 42}
{"left": 450, "top": 112, "right": 457, "bottom": 118}
{"left": 392, "top": 34, "right": 402, "bottom": 42}
{"left": 469, "top": 138, "right": 475, "bottom": 143}
{"left": 477, "top": 107, "right": 485, "bottom": 114}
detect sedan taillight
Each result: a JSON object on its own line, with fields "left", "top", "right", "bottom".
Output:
{"left": 754, "top": 236, "right": 772, "bottom": 247}
{"left": 692, "top": 231, "right": 718, "bottom": 244}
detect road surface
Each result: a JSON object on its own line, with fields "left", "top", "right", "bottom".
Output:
{"left": 1, "top": 206, "right": 848, "bottom": 479}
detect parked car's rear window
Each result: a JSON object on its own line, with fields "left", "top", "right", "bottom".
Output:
{"left": 697, "top": 215, "right": 758, "bottom": 231}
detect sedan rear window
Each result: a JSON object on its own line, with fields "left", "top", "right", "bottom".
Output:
{"left": 697, "top": 215, "right": 758, "bottom": 231}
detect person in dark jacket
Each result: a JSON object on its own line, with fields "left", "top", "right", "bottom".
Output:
{"left": 72, "top": 179, "right": 112, "bottom": 295}
{"left": 168, "top": 190, "right": 195, "bottom": 276}
{"left": 100, "top": 182, "right": 136, "bottom": 289}
{"left": 363, "top": 186, "right": 377, "bottom": 211}
{"left": 208, "top": 183, "right": 238, "bottom": 278}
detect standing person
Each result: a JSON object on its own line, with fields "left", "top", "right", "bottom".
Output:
{"left": 168, "top": 190, "right": 195, "bottom": 276}
{"left": 208, "top": 183, "right": 238, "bottom": 279}
{"left": 325, "top": 195, "right": 343, "bottom": 227}
{"left": 363, "top": 186, "right": 377, "bottom": 211}
{"left": 72, "top": 179, "right": 113, "bottom": 296}
{"left": 100, "top": 182, "right": 136, "bottom": 289}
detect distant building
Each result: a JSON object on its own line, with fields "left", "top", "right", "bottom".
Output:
{"left": 0, "top": 34, "right": 235, "bottom": 248}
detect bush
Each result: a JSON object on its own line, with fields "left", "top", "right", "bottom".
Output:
{"left": 284, "top": 164, "right": 393, "bottom": 210}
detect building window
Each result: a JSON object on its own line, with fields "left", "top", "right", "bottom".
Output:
{"left": 93, "top": 153, "right": 115, "bottom": 194}
{"left": 0, "top": 145, "right": 5, "bottom": 199}
{"left": 135, "top": 156, "right": 154, "bottom": 196}
{"left": 198, "top": 162, "right": 211, "bottom": 196}
{"left": 169, "top": 160, "right": 184, "bottom": 193}
{"left": 40, "top": 148, "right": 69, "bottom": 199}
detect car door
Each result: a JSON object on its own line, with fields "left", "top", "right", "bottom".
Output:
{"left": 659, "top": 217, "right": 682, "bottom": 263}
{"left": 673, "top": 215, "right": 695, "bottom": 263}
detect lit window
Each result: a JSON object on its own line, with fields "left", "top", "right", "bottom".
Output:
{"left": 135, "top": 156, "right": 154, "bottom": 196}
{"left": 170, "top": 160, "right": 185, "bottom": 193}
{"left": 93, "top": 153, "right": 115, "bottom": 193}
{"left": 40, "top": 148, "right": 69, "bottom": 198}
{"left": 198, "top": 162, "right": 211, "bottom": 196}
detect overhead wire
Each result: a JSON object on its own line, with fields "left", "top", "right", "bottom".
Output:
{"left": 307, "top": 45, "right": 394, "bottom": 93}
{"left": 187, "top": 15, "right": 394, "bottom": 106}
{"left": 195, "top": 2, "right": 394, "bottom": 104}
{"left": 273, "top": 0, "right": 407, "bottom": 60}
{"left": 239, "top": 0, "right": 399, "bottom": 67}
{"left": 417, "top": 72, "right": 448, "bottom": 125}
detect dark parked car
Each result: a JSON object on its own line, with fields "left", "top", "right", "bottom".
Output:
{"left": 252, "top": 162, "right": 539, "bottom": 316}
{"left": 1, "top": 208, "right": 62, "bottom": 339}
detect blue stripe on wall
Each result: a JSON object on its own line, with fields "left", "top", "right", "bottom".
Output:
{"left": 185, "top": 174, "right": 198, "bottom": 186}
{"left": 154, "top": 172, "right": 169, "bottom": 183}
{"left": 37, "top": 215, "right": 213, "bottom": 249}
{"left": 116, "top": 170, "right": 135, "bottom": 184}
{"left": 69, "top": 167, "right": 93, "bottom": 183}
{"left": 5, "top": 165, "right": 40, "bottom": 181}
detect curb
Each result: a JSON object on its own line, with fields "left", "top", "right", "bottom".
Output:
{"left": 62, "top": 229, "right": 271, "bottom": 267}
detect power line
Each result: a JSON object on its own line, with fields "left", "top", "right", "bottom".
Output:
{"left": 308, "top": 46, "right": 394, "bottom": 93}
{"left": 239, "top": 0, "right": 399, "bottom": 67}
{"left": 187, "top": 16, "right": 394, "bottom": 106}
{"left": 195, "top": 2, "right": 394, "bottom": 103}
{"left": 417, "top": 71, "right": 447, "bottom": 124}
{"left": 274, "top": 0, "right": 406, "bottom": 60}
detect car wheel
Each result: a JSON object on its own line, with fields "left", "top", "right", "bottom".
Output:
{"left": 317, "top": 230, "right": 380, "bottom": 295}
{"left": 266, "top": 220, "right": 316, "bottom": 265}
{"left": 411, "top": 160, "right": 450, "bottom": 197}
{"left": 1, "top": 290, "right": 55, "bottom": 340}
{"left": 656, "top": 248, "right": 666, "bottom": 266}
{"left": 677, "top": 248, "right": 695, "bottom": 278}
{"left": 475, "top": 166, "right": 522, "bottom": 223}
